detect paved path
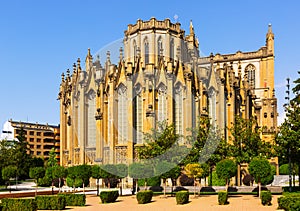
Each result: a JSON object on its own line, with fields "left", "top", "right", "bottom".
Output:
{"left": 66, "top": 194, "right": 283, "bottom": 211}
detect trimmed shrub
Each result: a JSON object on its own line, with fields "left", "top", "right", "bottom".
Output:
{"left": 38, "top": 176, "right": 52, "bottom": 187}
{"left": 179, "top": 174, "right": 194, "bottom": 186}
{"left": 35, "top": 195, "right": 66, "bottom": 210}
{"left": 138, "top": 176, "right": 161, "bottom": 187}
{"left": 290, "top": 200, "right": 300, "bottom": 211}
{"left": 66, "top": 177, "right": 89, "bottom": 188}
{"left": 1, "top": 198, "right": 37, "bottom": 211}
{"left": 261, "top": 190, "right": 272, "bottom": 206}
{"left": 104, "top": 178, "right": 119, "bottom": 188}
{"left": 278, "top": 196, "right": 300, "bottom": 211}
{"left": 176, "top": 191, "right": 189, "bottom": 205}
{"left": 218, "top": 191, "right": 228, "bottom": 205}
{"left": 58, "top": 193, "right": 86, "bottom": 206}
{"left": 100, "top": 190, "right": 119, "bottom": 203}
{"left": 136, "top": 190, "right": 153, "bottom": 204}
{"left": 208, "top": 171, "right": 226, "bottom": 186}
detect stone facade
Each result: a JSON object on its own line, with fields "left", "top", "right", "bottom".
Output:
{"left": 58, "top": 18, "right": 277, "bottom": 166}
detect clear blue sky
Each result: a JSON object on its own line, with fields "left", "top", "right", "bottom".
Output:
{"left": 0, "top": 0, "right": 299, "bottom": 126}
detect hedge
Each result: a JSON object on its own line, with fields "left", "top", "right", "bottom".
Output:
{"left": 176, "top": 191, "right": 189, "bottom": 205}
{"left": 35, "top": 195, "right": 66, "bottom": 210}
{"left": 278, "top": 195, "right": 300, "bottom": 211}
{"left": 99, "top": 190, "right": 119, "bottom": 203}
{"left": 58, "top": 193, "right": 86, "bottom": 206}
{"left": 261, "top": 190, "right": 272, "bottom": 206}
{"left": 1, "top": 198, "right": 37, "bottom": 211}
{"left": 138, "top": 176, "right": 161, "bottom": 187}
{"left": 218, "top": 191, "right": 228, "bottom": 205}
{"left": 136, "top": 190, "right": 153, "bottom": 204}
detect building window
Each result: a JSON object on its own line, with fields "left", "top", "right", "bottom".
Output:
{"left": 134, "top": 84, "right": 143, "bottom": 144}
{"left": 37, "top": 145, "right": 41, "bottom": 149}
{"left": 170, "top": 39, "right": 174, "bottom": 60}
{"left": 144, "top": 38, "right": 149, "bottom": 64}
{"left": 133, "top": 40, "right": 137, "bottom": 62}
{"left": 29, "top": 131, "right": 34, "bottom": 135}
{"left": 157, "top": 84, "right": 167, "bottom": 122}
{"left": 157, "top": 37, "right": 163, "bottom": 62}
{"left": 37, "top": 132, "right": 41, "bottom": 136}
{"left": 37, "top": 138, "right": 41, "bottom": 142}
{"left": 245, "top": 64, "right": 256, "bottom": 89}
{"left": 29, "top": 138, "right": 34, "bottom": 142}
{"left": 117, "top": 84, "right": 128, "bottom": 145}
{"left": 87, "top": 89, "right": 96, "bottom": 147}
{"left": 174, "top": 83, "right": 183, "bottom": 141}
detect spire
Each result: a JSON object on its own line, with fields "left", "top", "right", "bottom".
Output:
{"left": 119, "top": 47, "right": 123, "bottom": 60}
{"left": 266, "top": 23, "right": 274, "bottom": 55}
{"left": 189, "top": 20, "right": 194, "bottom": 35}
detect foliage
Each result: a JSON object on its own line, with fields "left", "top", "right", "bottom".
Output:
{"left": 184, "top": 163, "right": 203, "bottom": 180}
{"left": 35, "top": 195, "right": 66, "bottom": 210}
{"left": 278, "top": 195, "right": 300, "bottom": 211}
{"left": 66, "top": 177, "right": 89, "bottom": 188}
{"left": 137, "top": 121, "right": 182, "bottom": 163}
{"left": 128, "top": 162, "right": 153, "bottom": 180}
{"left": 155, "top": 161, "right": 180, "bottom": 180}
{"left": 229, "top": 116, "right": 273, "bottom": 164}
{"left": 216, "top": 159, "right": 237, "bottom": 186}
{"left": 38, "top": 176, "right": 52, "bottom": 187}
{"left": 46, "top": 148, "right": 58, "bottom": 168}
{"left": 58, "top": 193, "right": 86, "bottom": 206}
{"left": 290, "top": 201, "right": 300, "bottom": 211}
{"left": 176, "top": 191, "right": 189, "bottom": 205}
{"left": 138, "top": 176, "right": 161, "bottom": 187}
{"left": 136, "top": 190, "right": 153, "bottom": 204}
{"left": 1, "top": 198, "right": 37, "bottom": 211}
{"left": 261, "top": 190, "right": 272, "bottom": 206}
{"left": 99, "top": 190, "right": 119, "bottom": 203}
{"left": 29, "top": 167, "right": 45, "bottom": 183}
{"left": 218, "top": 191, "right": 228, "bottom": 205}
{"left": 208, "top": 170, "right": 226, "bottom": 186}
{"left": 115, "top": 164, "right": 128, "bottom": 179}
{"left": 75, "top": 164, "right": 92, "bottom": 189}
{"left": 261, "top": 165, "right": 275, "bottom": 186}
{"left": 248, "top": 157, "right": 272, "bottom": 184}
{"left": 2, "top": 166, "right": 17, "bottom": 184}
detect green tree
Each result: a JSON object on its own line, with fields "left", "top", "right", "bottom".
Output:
{"left": 76, "top": 165, "right": 91, "bottom": 192}
{"left": 248, "top": 157, "right": 272, "bottom": 198}
{"left": 129, "top": 162, "right": 153, "bottom": 193}
{"left": 102, "top": 164, "right": 117, "bottom": 188}
{"left": 52, "top": 165, "right": 67, "bottom": 192}
{"left": 155, "top": 161, "right": 181, "bottom": 197}
{"left": 115, "top": 164, "right": 128, "bottom": 196}
{"left": 229, "top": 116, "right": 273, "bottom": 186}
{"left": 2, "top": 166, "right": 17, "bottom": 192}
{"left": 91, "top": 165, "right": 104, "bottom": 195}
{"left": 184, "top": 163, "right": 203, "bottom": 197}
{"left": 29, "top": 167, "right": 45, "bottom": 196}
{"left": 216, "top": 159, "right": 237, "bottom": 190}
{"left": 67, "top": 166, "right": 77, "bottom": 192}
{"left": 46, "top": 148, "right": 58, "bottom": 168}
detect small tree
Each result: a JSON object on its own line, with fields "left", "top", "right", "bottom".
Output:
{"left": 184, "top": 163, "right": 203, "bottom": 197}
{"left": 91, "top": 165, "right": 103, "bottom": 195}
{"left": 155, "top": 161, "right": 181, "bottom": 197}
{"left": 115, "top": 164, "right": 128, "bottom": 196}
{"left": 102, "top": 164, "right": 117, "bottom": 188}
{"left": 129, "top": 162, "right": 153, "bottom": 194}
{"left": 2, "top": 166, "right": 17, "bottom": 193}
{"left": 67, "top": 166, "right": 77, "bottom": 192}
{"left": 76, "top": 165, "right": 91, "bottom": 193}
{"left": 248, "top": 157, "right": 272, "bottom": 198}
{"left": 46, "top": 148, "right": 58, "bottom": 168}
{"left": 216, "top": 159, "right": 237, "bottom": 190}
{"left": 52, "top": 165, "right": 67, "bottom": 192}
{"left": 29, "top": 167, "right": 45, "bottom": 196}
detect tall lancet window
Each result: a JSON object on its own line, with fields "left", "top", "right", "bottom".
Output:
{"left": 76, "top": 92, "right": 81, "bottom": 146}
{"left": 117, "top": 84, "right": 128, "bottom": 145}
{"left": 246, "top": 64, "right": 256, "bottom": 89}
{"left": 144, "top": 38, "right": 149, "bottom": 64}
{"left": 87, "top": 89, "right": 96, "bottom": 147}
{"left": 134, "top": 84, "right": 143, "bottom": 144}
{"left": 133, "top": 40, "right": 137, "bottom": 62}
{"left": 174, "top": 83, "right": 183, "bottom": 141}
{"left": 157, "top": 37, "right": 163, "bottom": 62}
{"left": 157, "top": 84, "right": 167, "bottom": 122}
{"left": 209, "top": 89, "right": 217, "bottom": 126}
{"left": 170, "top": 39, "right": 174, "bottom": 60}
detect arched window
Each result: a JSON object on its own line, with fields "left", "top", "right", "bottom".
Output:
{"left": 144, "top": 38, "right": 149, "bottom": 64}
{"left": 117, "top": 84, "right": 128, "bottom": 145}
{"left": 174, "top": 83, "right": 183, "bottom": 141}
{"left": 87, "top": 89, "right": 96, "bottom": 147}
{"left": 133, "top": 40, "right": 137, "bottom": 62}
{"left": 170, "top": 39, "right": 174, "bottom": 60}
{"left": 245, "top": 64, "right": 256, "bottom": 89}
{"left": 209, "top": 89, "right": 216, "bottom": 126}
{"left": 157, "top": 84, "right": 167, "bottom": 122}
{"left": 157, "top": 37, "right": 163, "bottom": 61}
{"left": 134, "top": 84, "right": 143, "bottom": 144}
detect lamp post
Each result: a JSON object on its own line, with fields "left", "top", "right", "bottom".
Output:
{"left": 285, "top": 77, "right": 292, "bottom": 192}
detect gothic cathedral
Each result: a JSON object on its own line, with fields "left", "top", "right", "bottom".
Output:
{"left": 58, "top": 18, "right": 277, "bottom": 166}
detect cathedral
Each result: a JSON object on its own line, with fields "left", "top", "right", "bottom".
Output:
{"left": 58, "top": 18, "right": 277, "bottom": 167}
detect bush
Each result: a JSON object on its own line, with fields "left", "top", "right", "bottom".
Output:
{"left": 58, "top": 193, "right": 86, "bottom": 206}
{"left": 208, "top": 171, "right": 226, "bottom": 186}
{"left": 218, "top": 191, "right": 228, "bottom": 205}
{"left": 66, "top": 177, "right": 89, "bottom": 188}
{"left": 38, "top": 176, "right": 52, "bottom": 187}
{"left": 136, "top": 190, "right": 153, "bottom": 204}
{"left": 280, "top": 164, "right": 290, "bottom": 175}
{"left": 290, "top": 201, "right": 300, "bottom": 211}
{"left": 179, "top": 174, "right": 194, "bottom": 186}
{"left": 278, "top": 196, "right": 300, "bottom": 211}
{"left": 1, "top": 198, "right": 37, "bottom": 211}
{"left": 138, "top": 176, "right": 161, "bottom": 187}
{"left": 176, "top": 191, "right": 189, "bottom": 205}
{"left": 35, "top": 195, "right": 66, "bottom": 210}
{"left": 261, "top": 165, "right": 276, "bottom": 186}
{"left": 99, "top": 190, "right": 119, "bottom": 203}
{"left": 242, "top": 174, "right": 254, "bottom": 186}
{"left": 261, "top": 191, "right": 272, "bottom": 206}
{"left": 104, "top": 178, "right": 119, "bottom": 188}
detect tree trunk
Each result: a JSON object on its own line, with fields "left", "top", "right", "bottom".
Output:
{"left": 298, "top": 160, "right": 300, "bottom": 187}
{"left": 96, "top": 179, "right": 99, "bottom": 196}
{"left": 194, "top": 177, "right": 196, "bottom": 197}
{"left": 51, "top": 180, "right": 54, "bottom": 195}
{"left": 83, "top": 179, "right": 85, "bottom": 193}
{"left": 258, "top": 181, "right": 261, "bottom": 198}
{"left": 59, "top": 178, "right": 61, "bottom": 193}
{"left": 119, "top": 179, "right": 122, "bottom": 196}
{"left": 209, "top": 167, "right": 212, "bottom": 186}
{"left": 35, "top": 179, "right": 38, "bottom": 197}
{"left": 226, "top": 179, "right": 228, "bottom": 192}
{"left": 163, "top": 179, "right": 166, "bottom": 197}
{"left": 237, "top": 164, "right": 241, "bottom": 186}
